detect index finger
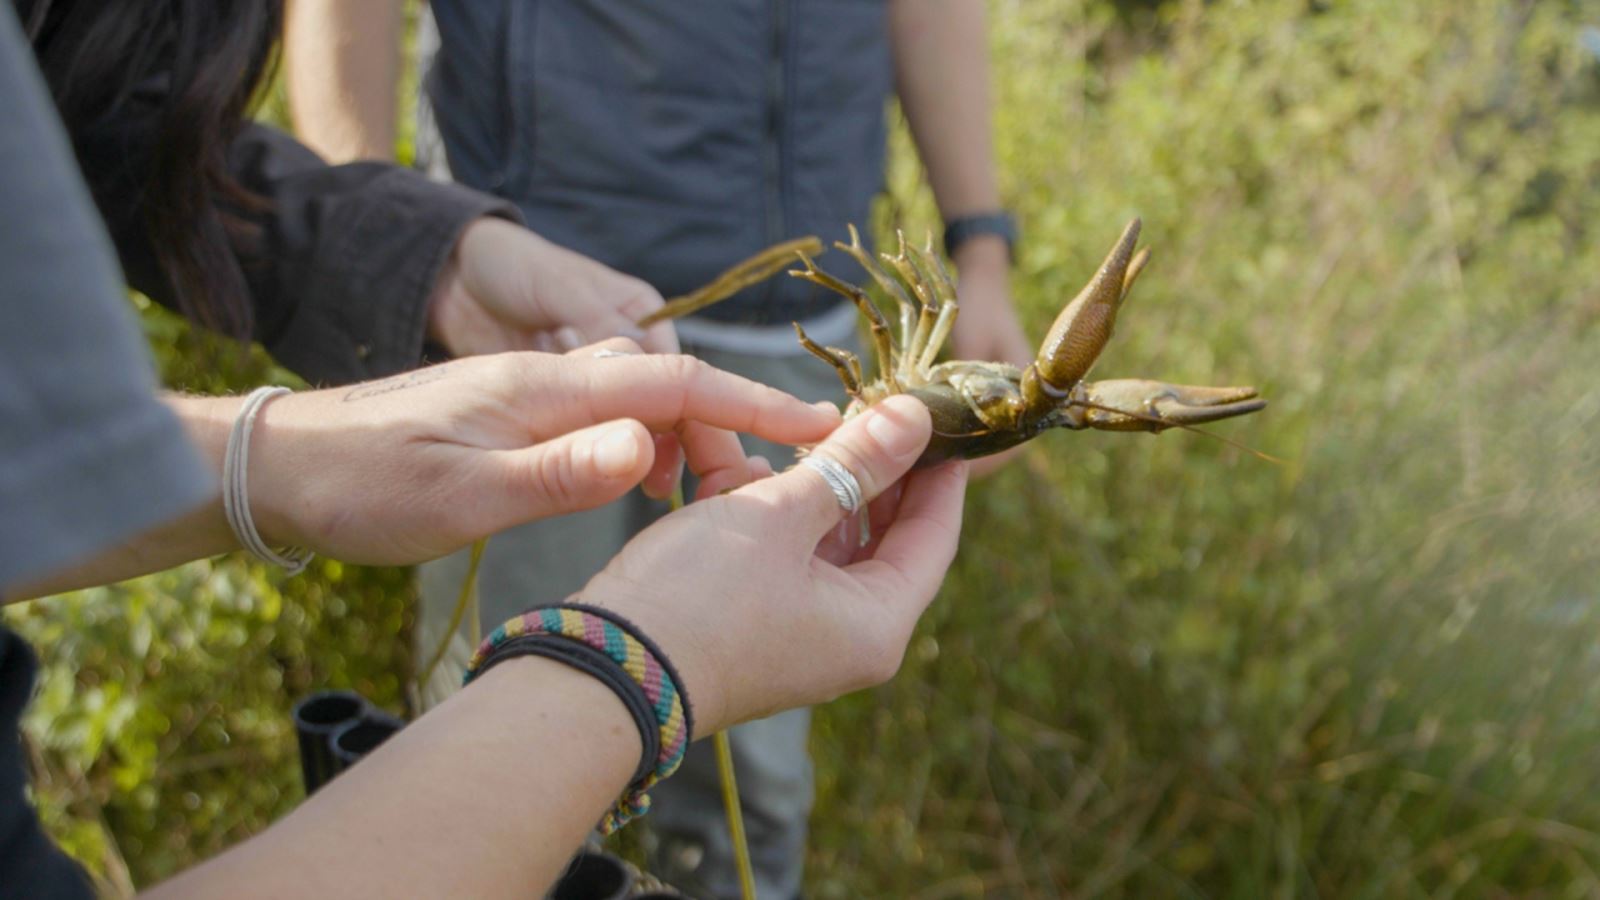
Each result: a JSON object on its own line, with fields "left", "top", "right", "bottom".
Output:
{"left": 519, "top": 353, "right": 841, "bottom": 446}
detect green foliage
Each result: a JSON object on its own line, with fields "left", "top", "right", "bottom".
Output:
{"left": 4, "top": 306, "right": 414, "bottom": 889}
{"left": 9, "top": 557, "right": 410, "bottom": 889}
{"left": 12, "top": 0, "right": 1600, "bottom": 896}
{"left": 813, "top": 0, "right": 1600, "bottom": 896}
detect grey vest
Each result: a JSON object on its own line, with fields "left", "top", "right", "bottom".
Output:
{"left": 426, "top": 0, "right": 892, "bottom": 325}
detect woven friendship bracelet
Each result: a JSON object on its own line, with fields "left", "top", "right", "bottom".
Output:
{"left": 464, "top": 603, "right": 693, "bottom": 833}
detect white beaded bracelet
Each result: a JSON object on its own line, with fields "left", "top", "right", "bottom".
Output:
{"left": 223, "top": 386, "right": 313, "bottom": 575}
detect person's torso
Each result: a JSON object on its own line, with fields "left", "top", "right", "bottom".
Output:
{"left": 425, "top": 0, "right": 892, "bottom": 326}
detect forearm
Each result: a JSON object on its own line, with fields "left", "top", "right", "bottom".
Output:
{"left": 891, "top": 0, "right": 1011, "bottom": 275}
{"left": 7, "top": 396, "right": 243, "bottom": 600}
{"left": 891, "top": 0, "right": 1021, "bottom": 376}
{"left": 144, "top": 656, "right": 638, "bottom": 898}
{"left": 284, "top": 0, "right": 404, "bottom": 162}
{"left": 890, "top": 0, "right": 1002, "bottom": 224}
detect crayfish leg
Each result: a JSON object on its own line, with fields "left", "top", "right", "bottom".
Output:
{"left": 793, "top": 322, "right": 863, "bottom": 401}
{"left": 790, "top": 252, "right": 901, "bottom": 393}
{"left": 835, "top": 224, "right": 918, "bottom": 355}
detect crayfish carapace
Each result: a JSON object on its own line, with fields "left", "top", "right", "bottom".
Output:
{"left": 786, "top": 218, "right": 1265, "bottom": 466}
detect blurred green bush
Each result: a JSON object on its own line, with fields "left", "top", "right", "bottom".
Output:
{"left": 7, "top": 0, "right": 1600, "bottom": 896}
{"left": 4, "top": 314, "right": 414, "bottom": 893}
{"left": 814, "top": 0, "right": 1600, "bottom": 896}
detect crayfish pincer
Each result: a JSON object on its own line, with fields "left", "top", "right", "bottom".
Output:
{"left": 785, "top": 219, "right": 1266, "bottom": 466}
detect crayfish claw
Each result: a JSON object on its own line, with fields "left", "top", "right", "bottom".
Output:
{"left": 1080, "top": 379, "right": 1265, "bottom": 432}
{"left": 1023, "top": 219, "right": 1146, "bottom": 418}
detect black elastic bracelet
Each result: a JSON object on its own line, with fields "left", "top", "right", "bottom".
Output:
{"left": 463, "top": 602, "right": 695, "bottom": 833}
{"left": 558, "top": 602, "right": 695, "bottom": 745}
{"left": 472, "top": 634, "right": 661, "bottom": 785}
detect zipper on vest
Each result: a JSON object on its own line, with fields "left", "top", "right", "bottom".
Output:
{"left": 763, "top": 0, "right": 789, "bottom": 253}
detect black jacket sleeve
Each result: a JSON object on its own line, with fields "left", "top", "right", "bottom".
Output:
{"left": 96, "top": 123, "right": 521, "bottom": 387}
{"left": 224, "top": 126, "right": 520, "bottom": 385}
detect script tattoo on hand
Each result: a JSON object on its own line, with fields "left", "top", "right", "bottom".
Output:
{"left": 342, "top": 365, "right": 453, "bottom": 403}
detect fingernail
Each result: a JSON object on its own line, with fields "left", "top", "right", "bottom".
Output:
{"left": 595, "top": 428, "right": 640, "bottom": 477}
{"left": 864, "top": 395, "right": 924, "bottom": 457}
{"left": 618, "top": 324, "right": 647, "bottom": 341}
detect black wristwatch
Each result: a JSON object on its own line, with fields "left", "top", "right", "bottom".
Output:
{"left": 943, "top": 211, "right": 1019, "bottom": 261}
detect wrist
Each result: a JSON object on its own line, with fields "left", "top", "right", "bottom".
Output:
{"left": 951, "top": 234, "right": 1011, "bottom": 279}
{"left": 572, "top": 586, "right": 725, "bottom": 735}
{"left": 428, "top": 218, "right": 560, "bottom": 354}
{"left": 163, "top": 394, "right": 249, "bottom": 556}
{"left": 427, "top": 217, "right": 517, "bottom": 344}
{"left": 192, "top": 389, "right": 315, "bottom": 556}
{"left": 456, "top": 654, "right": 642, "bottom": 853}
{"left": 162, "top": 392, "right": 309, "bottom": 561}
{"left": 466, "top": 604, "right": 694, "bottom": 832}
{"left": 425, "top": 235, "right": 469, "bottom": 348}
{"left": 944, "top": 211, "right": 1018, "bottom": 264}
{"left": 169, "top": 394, "right": 240, "bottom": 473}
{"left": 241, "top": 395, "right": 302, "bottom": 552}
{"left": 477, "top": 654, "right": 642, "bottom": 776}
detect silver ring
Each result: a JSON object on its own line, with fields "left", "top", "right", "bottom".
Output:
{"left": 799, "top": 454, "right": 863, "bottom": 515}
{"left": 592, "top": 348, "right": 633, "bottom": 359}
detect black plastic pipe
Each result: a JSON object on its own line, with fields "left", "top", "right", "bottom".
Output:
{"left": 291, "top": 690, "right": 367, "bottom": 795}
{"left": 330, "top": 712, "right": 404, "bottom": 771}
{"left": 548, "top": 849, "right": 633, "bottom": 900}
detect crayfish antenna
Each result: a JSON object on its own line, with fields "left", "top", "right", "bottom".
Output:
{"left": 641, "top": 236, "right": 825, "bottom": 326}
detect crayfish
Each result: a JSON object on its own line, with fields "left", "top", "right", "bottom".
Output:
{"left": 643, "top": 219, "right": 1265, "bottom": 467}
{"left": 794, "top": 219, "right": 1264, "bottom": 465}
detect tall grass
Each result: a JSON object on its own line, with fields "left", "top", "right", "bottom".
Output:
{"left": 8, "top": 0, "right": 1600, "bottom": 896}
{"left": 810, "top": 1, "right": 1600, "bottom": 895}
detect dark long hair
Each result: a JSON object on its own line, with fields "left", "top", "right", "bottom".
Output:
{"left": 20, "top": 0, "right": 283, "bottom": 338}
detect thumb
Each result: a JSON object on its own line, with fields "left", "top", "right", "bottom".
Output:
{"left": 739, "top": 394, "right": 931, "bottom": 543}
{"left": 485, "top": 419, "right": 654, "bottom": 526}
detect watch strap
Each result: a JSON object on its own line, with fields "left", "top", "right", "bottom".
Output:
{"left": 943, "top": 211, "right": 1018, "bottom": 261}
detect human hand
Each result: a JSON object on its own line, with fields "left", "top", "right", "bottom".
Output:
{"left": 575, "top": 394, "right": 970, "bottom": 735}
{"left": 241, "top": 347, "right": 839, "bottom": 565}
{"left": 950, "top": 235, "right": 1031, "bottom": 477}
{"left": 427, "top": 218, "right": 680, "bottom": 358}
